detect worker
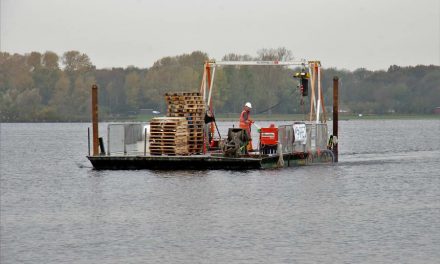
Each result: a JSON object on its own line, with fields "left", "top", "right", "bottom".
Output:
{"left": 239, "top": 102, "right": 254, "bottom": 151}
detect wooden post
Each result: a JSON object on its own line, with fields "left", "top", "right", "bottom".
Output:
{"left": 332, "top": 77, "right": 339, "bottom": 162}
{"left": 203, "top": 64, "right": 212, "bottom": 154}
{"left": 92, "top": 84, "right": 99, "bottom": 156}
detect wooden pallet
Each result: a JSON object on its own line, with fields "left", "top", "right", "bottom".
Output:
{"left": 165, "top": 92, "right": 201, "bottom": 97}
{"left": 149, "top": 140, "right": 188, "bottom": 146}
{"left": 164, "top": 92, "right": 207, "bottom": 154}
{"left": 149, "top": 117, "right": 189, "bottom": 155}
{"left": 167, "top": 109, "right": 204, "bottom": 114}
{"left": 149, "top": 146, "right": 188, "bottom": 151}
{"left": 150, "top": 134, "right": 188, "bottom": 138}
{"left": 150, "top": 151, "right": 188, "bottom": 156}
{"left": 166, "top": 98, "right": 204, "bottom": 102}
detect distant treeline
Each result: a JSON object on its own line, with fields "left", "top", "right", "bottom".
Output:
{"left": 1, "top": 48, "right": 439, "bottom": 122}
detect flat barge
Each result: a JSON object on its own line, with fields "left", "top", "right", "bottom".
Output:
{"left": 87, "top": 60, "right": 339, "bottom": 170}
{"left": 87, "top": 151, "right": 337, "bottom": 170}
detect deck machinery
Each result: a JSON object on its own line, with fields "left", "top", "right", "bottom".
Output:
{"left": 87, "top": 60, "right": 339, "bottom": 170}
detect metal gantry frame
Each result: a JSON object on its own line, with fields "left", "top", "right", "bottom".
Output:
{"left": 199, "top": 59, "right": 327, "bottom": 154}
{"left": 199, "top": 59, "right": 327, "bottom": 124}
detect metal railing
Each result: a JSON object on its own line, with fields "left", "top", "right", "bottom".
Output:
{"left": 107, "top": 123, "right": 146, "bottom": 155}
{"left": 278, "top": 122, "right": 329, "bottom": 154}
{"left": 278, "top": 125, "right": 294, "bottom": 154}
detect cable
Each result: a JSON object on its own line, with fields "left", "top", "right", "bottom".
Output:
{"left": 256, "top": 100, "right": 284, "bottom": 114}
{"left": 256, "top": 86, "right": 300, "bottom": 114}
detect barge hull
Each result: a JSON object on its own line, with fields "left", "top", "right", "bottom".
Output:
{"left": 88, "top": 155, "right": 262, "bottom": 170}
{"left": 87, "top": 153, "right": 316, "bottom": 170}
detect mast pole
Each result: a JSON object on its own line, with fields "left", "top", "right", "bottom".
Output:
{"left": 316, "top": 63, "right": 321, "bottom": 123}
{"left": 333, "top": 77, "right": 339, "bottom": 162}
{"left": 91, "top": 84, "right": 99, "bottom": 156}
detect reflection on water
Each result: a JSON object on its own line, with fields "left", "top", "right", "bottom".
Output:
{"left": 1, "top": 120, "right": 440, "bottom": 263}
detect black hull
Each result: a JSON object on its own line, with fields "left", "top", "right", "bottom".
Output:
{"left": 87, "top": 152, "right": 329, "bottom": 170}
{"left": 88, "top": 155, "right": 263, "bottom": 170}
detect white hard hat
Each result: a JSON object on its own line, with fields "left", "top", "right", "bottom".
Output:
{"left": 245, "top": 102, "right": 252, "bottom": 108}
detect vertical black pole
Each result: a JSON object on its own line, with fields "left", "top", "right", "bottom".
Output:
{"left": 144, "top": 127, "right": 147, "bottom": 156}
{"left": 107, "top": 126, "right": 110, "bottom": 156}
{"left": 123, "top": 127, "right": 127, "bottom": 155}
{"left": 333, "top": 77, "right": 339, "bottom": 162}
{"left": 99, "top": 137, "right": 105, "bottom": 155}
{"left": 88, "top": 127, "right": 90, "bottom": 156}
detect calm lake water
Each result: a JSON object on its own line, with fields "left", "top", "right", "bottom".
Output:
{"left": 1, "top": 120, "right": 440, "bottom": 263}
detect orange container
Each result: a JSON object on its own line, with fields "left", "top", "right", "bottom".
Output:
{"left": 260, "top": 125, "right": 278, "bottom": 145}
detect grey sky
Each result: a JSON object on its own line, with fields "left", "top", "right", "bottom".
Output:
{"left": 1, "top": 0, "right": 439, "bottom": 70}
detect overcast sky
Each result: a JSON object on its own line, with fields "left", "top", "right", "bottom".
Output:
{"left": 1, "top": 0, "right": 439, "bottom": 70}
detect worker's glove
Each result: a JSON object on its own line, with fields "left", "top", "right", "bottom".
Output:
{"left": 257, "top": 128, "right": 261, "bottom": 133}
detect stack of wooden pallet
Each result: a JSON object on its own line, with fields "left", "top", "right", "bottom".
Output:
{"left": 165, "top": 92, "right": 205, "bottom": 154}
{"left": 149, "top": 117, "right": 188, "bottom": 155}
